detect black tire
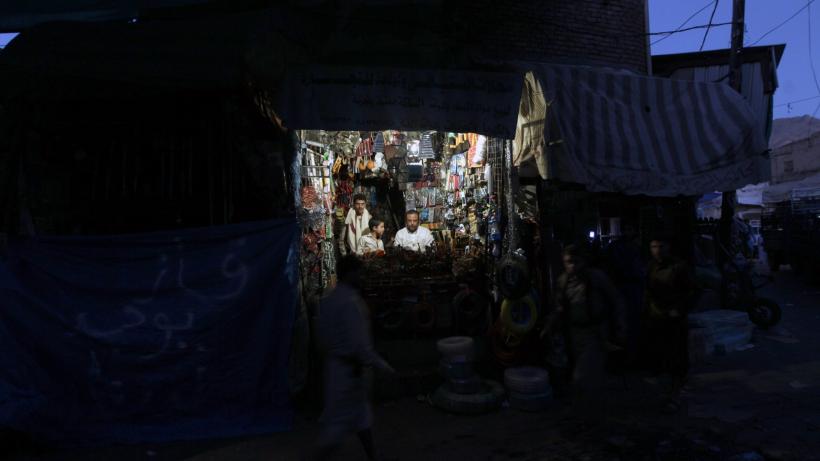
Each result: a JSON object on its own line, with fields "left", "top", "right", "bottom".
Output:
{"left": 767, "top": 253, "right": 780, "bottom": 272}
{"left": 748, "top": 297, "right": 781, "bottom": 329}
{"left": 447, "top": 376, "right": 483, "bottom": 395}
{"left": 453, "top": 289, "right": 487, "bottom": 321}
{"left": 432, "top": 380, "right": 504, "bottom": 414}
{"left": 508, "top": 389, "right": 554, "bottom": 412}
{"left": 503, "top": 367, "right": 550, "bottom": 394}
{"left": 439, "top": 359, "right": 475, "bottom": 380}
{"left": 437, "top": 336, "right": 475, "bottom": 359}
{"left": 376, "top": 305, "right": 407, "bottom": 332}
{"left": 792, "top": 256, "right": 807, "bottom": 275}
{"left": 497, "top": 257, "right": 531, "bottom": 299}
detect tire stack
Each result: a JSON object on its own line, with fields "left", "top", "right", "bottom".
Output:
{"left": 432, "top": 336, "right": 504, "bottom": 414}
{"left": 504, "top": 366, "right": 553, "bottom": 412}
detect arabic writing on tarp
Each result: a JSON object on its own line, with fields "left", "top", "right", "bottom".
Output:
{"left": 0, "top": 218, "right": 299, "bottom": 444}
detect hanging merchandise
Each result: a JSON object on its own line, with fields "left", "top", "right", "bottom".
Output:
{"left": 420, "top": 131, "right": 436, "bottom": 159}
{"left": 331, "top": 155, "right": 343, "bottom": 176}
{"left": 408, "top": 164, "right": 424, "bottom": 183}
{"left": 335, "top": 179, "right": 353, "bottom": 209}
{"left": 374, "top": 131, "right": 385, "bottom": 153}
{"left": 497, "top": 256, "right": 531, "bottom": 299}
{"left": 407, "top": 140, "right": 421, "bottom": 164}
{"left": 374, "top": 152, "right": 385, "bottom": 172}
{"left": 404, "top": 190, "right": 417, "bottom": 211}
{"left": 301, "top": 185, "right": 319, "bottom": 210}
{"left": 385, "top": 144, "right": 405, "bottom": 161}
{"left": 485, "top": 164, "right": 493, "bottom": 196}
{"left": 471, "top": 135, "right": 487, "bottom": 167}
{"left": 389, "top": 131, "right": 405, "bottom": 146}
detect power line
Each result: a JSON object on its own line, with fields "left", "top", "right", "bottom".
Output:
{"left": 646, "top": 22, "right": 732, "bottom": 37}
{"left": 774, "top": 95, "right": 820, "bottom": 107}
{"left": 750, "top": 0, "right": 817, "bottom": 46}
{"left": 652, "top": 0, "right": 716, "bottom": 46}
{"left": 700, "top": 0, "right": 720, "bottom": 51}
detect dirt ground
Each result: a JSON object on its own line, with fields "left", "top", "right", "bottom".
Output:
{"left": 8, "top": 270, "right": 820, "bottom": 461}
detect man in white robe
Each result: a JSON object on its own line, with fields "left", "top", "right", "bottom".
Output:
{"left": 344, "top": 194, "right": 371, "bottom": 255}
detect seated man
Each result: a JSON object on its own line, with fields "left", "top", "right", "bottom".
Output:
{"left": 394, "top": 210, "right": 434, "bottom": 252}
{"left": 357, "top": 219, "right": 385, "bottom": 257}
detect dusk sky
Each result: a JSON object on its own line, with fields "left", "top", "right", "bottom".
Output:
{"left": 0, "top": 1, "right": 816, "bottom": 121}
{"left": 650, "top": 0, "right": 819, "bottom": 120}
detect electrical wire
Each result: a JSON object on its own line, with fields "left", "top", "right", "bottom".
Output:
{"left": 750, "top": 0, "right": 818, "bottom": 46}
{"left": 652, "top": 0, "right": 717, "bottom": 46}
{"left": 774, "top": 95, "right": 820, "bottom": 108}
{"left": 700, "top": 0, "right": 720, "bottom": 51}
{"left": 646, "top": 22, "right": 732, "bottom": 38}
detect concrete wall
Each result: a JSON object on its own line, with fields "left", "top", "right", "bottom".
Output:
{"left": 328, "top": 0, "right": 650, "bottom": 73}
{"left": 453, "top": 0, "right": 649, "bottom": 73}
{"left": 771, "top": 133, "right": 820, "bottom": 184}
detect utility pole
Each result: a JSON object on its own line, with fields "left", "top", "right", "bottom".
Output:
{"left": 720, "top": 0, "right": 745, "bottom": 259}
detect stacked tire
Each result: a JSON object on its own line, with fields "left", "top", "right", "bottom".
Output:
{"left": 432, "top": 336, "right": 503, "bottom": 414}
{"left": 504, "top": 367, "right": 553, "bottom": 412}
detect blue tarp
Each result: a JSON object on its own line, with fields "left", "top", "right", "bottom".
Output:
{"left": 0, "top": 218, "right": 300, "bottom": 445}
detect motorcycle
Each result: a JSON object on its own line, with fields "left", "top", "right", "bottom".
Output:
{"left": 694, "top": 235, "right": 782, "bottom": 329}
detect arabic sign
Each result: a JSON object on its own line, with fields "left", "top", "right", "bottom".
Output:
{"left": 0, "top": 219, "right": 299, "bottom": 444}
{"left": 276, "top": 66, "right": 524, "bottom": 138}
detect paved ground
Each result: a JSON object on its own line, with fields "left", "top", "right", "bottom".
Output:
{"left": 9, "top": 269, "right": 820, "bottom": 461}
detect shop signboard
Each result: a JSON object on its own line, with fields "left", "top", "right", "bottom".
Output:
{"left": 276, "top": 66, "right": 523, "bottom": 139}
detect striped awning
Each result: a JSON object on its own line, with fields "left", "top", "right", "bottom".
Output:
{"left": 515, "top": 64, "right": 769, "bottom": 196}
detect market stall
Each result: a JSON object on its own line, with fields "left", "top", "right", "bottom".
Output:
{"left": 298, "top": 129, "right": 510, "bottom": 339}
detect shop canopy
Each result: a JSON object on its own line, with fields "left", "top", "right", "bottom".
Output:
{"left": 514, "top": 64, "right": 769, "bottom": 197}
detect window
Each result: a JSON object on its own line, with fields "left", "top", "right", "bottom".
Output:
{"left": 784, "top": 160, "right": 794, "bottom": 173}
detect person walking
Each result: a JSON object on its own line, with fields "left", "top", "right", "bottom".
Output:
{"left": 311, "top": 256, "right": 395, "bottom": 460}
{"left": 549, "top": 244, "right": 625, "bottom": 423}
{"left": 643, "top": 236, "right": 696, "bottom": 413}
{"left": 602, "top": 223, "right": 645, "bottom": 369}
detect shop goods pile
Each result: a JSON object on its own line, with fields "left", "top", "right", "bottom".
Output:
{"left": 688, "top": 310, "right": 755, "bottom": 361}
{"left": 503, "top": 366, "right": 553, "bottom": 412}
{"left": 361, "top": 248, "right": 452, "bottom": 278}
{"left": 432, "top": 337, "right": 503, "bottom": 414}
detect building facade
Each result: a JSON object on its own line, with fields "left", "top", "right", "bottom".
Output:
{"left": 769, "top": 116, "right": 820, "bottom": 184}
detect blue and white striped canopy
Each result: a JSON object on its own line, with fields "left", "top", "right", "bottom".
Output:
{"left": 516, "top": 64, "right": 769, "bottom": 196}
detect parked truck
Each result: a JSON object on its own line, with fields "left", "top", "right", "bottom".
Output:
{"left": 762, "top": 187, "right": 820, "bottom": 275}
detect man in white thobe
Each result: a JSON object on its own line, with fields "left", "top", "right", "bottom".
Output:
{"left": 344, "top": 194, "right": 371, "bottom": 255}
{"left": 394, "top": 210, "right": 434, "bottom": 252}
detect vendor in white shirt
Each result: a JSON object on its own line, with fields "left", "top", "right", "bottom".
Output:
{"left": 394, "top": 210, "right": 434, "bottom": 252}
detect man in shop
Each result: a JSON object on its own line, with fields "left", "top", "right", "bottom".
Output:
{"left": 357, "top": 219, "right": 385, "bottom": 257}
{"left": 311, "top": 255, "right": 395, "bottom": 461}
{"left": 549, "top": 244, "right": 625, "bottom": 423}
{"left": 393, "top": 209, "right": 434, "bottom": 252}
{"left": 643, "top": 235, "right": 696, "bottom": 414}
{"left": 344, "top": 194, "right": 371, "bottom": 255}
